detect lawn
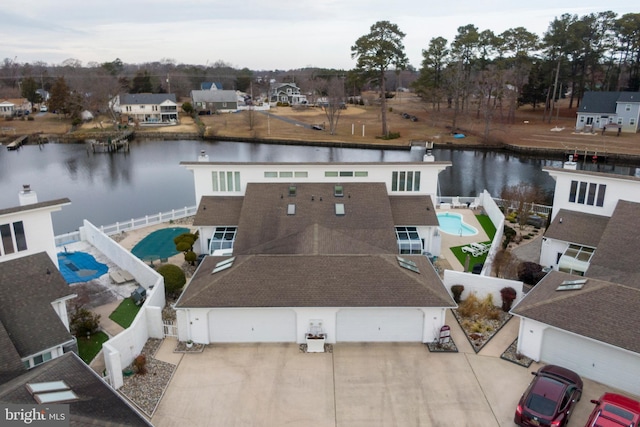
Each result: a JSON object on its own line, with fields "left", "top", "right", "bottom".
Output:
{"left": 109, "top": 298, "right": 142, "bottom": 328}
{"left": 449, "top": 214, "right": 498, "bottom": 271}
{"left": 77, "top": 331, "right": 109, "bottom": 364}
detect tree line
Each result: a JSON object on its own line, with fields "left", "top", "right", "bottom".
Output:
{"left": 1, "top": 10, "right": 638, "bottom": 137}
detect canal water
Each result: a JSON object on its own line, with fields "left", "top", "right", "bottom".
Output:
{"left": 1, "top": 140, "right": 638, "bottom": 234}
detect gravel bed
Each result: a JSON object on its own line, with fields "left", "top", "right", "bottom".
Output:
{"left": 452, "top": 309, "right": 512, "bottom": 353}
{"left": 500, "top": 338, "right": 534, "bottom": 367}
{"left": 426, "top": 338, "right": 458, "bottom": 352}
{"left": 119, "top": 339, "right": 176, "bottom": 416}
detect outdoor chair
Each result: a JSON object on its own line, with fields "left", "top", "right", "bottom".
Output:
{"left": 461, "top": 245, "right": 481, "bottom": 257}
{"left": 451, "top": 196, "right": 463, "bottom": 208}
{"left": 470, "top": 242, "right": 490, "bottom": 255}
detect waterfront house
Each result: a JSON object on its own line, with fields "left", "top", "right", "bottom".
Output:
{"left": 0, "top": 187, "right": 76, "bottom": 377}
{"left": 513, "top": 163, "right": 640, "bottom": 396}
{"left": 115, "top": 93, "right": 178, "bottom": 125}
{"left": 269, "top": 82, "right": 308, "bottom": 105}
{"left": 190, "top": 89, "right": 238, "bottom": 114}
{"left": 575, "top": 91, "right": 640, "bottom": 133}
{"left": 176, "top": 160, "right": 457, "bottom": 346}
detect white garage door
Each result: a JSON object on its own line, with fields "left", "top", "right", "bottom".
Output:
{"left": 208, "top": 309, "right": 296, "bottom": 343}
{"left": 336, "top": 308, "right": 423, "bottom": 342}
{"left": 541, "top": 328, "right": 640, "bottom": 396}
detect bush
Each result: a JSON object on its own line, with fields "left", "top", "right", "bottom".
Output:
{"left": 457, "top": 293, "right": 499, "bottom": 319}
{"left": 133, "top": 354, "right": 147, "bottom": 375}
{"left": 500, "top": 287, "right": 517, "bottom": 312}
{"left": 451, "top": 284, "right": 464, "bottom": 303}
{"left": 502, "top": 225, "right": 517, "bottom": 249}
{"left": 378, "top": 132, "right": 401, "bottom": 140}
{"left": 157, "top": 263, "right": 186, "bottom": 298}
{"left": 518, "top": 261, "right": 544, "bottom": 286}
{"left": 69, "top": 304, "right": 101, "bottom": 337}
{"left": 174, "top": 231, "right": 199, "bottom": 265}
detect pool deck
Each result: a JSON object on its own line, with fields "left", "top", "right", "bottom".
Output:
{"left": 436, "top": 207, "right": 490, "bottom": 271}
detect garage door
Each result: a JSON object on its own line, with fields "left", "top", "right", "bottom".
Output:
{"left": 336, "top": 308, "right": 423, "bottom": 342}
{"left": 208, "top": 309, "right": 296, "bottom": 343}
{"left": 541, "top": 328, "right": 640, "bottom": 396}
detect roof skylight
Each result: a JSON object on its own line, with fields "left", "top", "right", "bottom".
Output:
{"left": 212, "top": 257, "right": 236, "bottom": 274}
{"left": 26, "top": 381, "right": 78, "bottom": 404}
{"left": 556, "top": 278, "right": 587, "bottom": 291}
{"left": 397, "top": 256, "right": 420, "bottom": 273}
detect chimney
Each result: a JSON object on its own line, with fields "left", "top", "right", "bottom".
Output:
{"left": 19, "top": 185, "right": 38, "bottom": 206}
{"left": 423, "top": 150, "right": 435, "bottom": 162}
{"left": 198, "top": 150, "right": 209, "bottom": 162}
{"left": 563, "top": 154, "right": 577, "bottom": 170}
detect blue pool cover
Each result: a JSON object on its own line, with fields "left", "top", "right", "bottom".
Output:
{"left": 57, "top": 251, "right": 108, "bottom": 284}
{"left": 131, "top": 227, "right": 189, "bottom": 262}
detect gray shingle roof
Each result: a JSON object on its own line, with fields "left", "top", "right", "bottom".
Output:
{"left": 586, "top": 200, "right": 640, "bottom": 287}
{"left": 512, "top": 271, "right": 640, "bottom": 354}
{"left": 617, "top": 92, "right": 640, "bottom": 103}
{"left": 0, "top": 352, "right": 152, "bottom": 426}
{"left": 0, "top": 252, "right": 75, "bottom": 357}
{"left": 192, "top": 196, "right": 243, "bottom": 226}
{"left": 544, "top": 209, "right": 609, "bottom": 248}
{"left": 120, "top": 93, "right": 176, "bottom": 105}
{"left": 0, "top": 321, "right": 26, "bottom": 384}
{"left": 389, "top": 196, "right": 437, "bottom": 225}
{"left": 0, "top": 198, "right": 71, "bottom": 216}
{"left": 177, "top": 254, "right": 455, "bottom": 309}
{"left": 233, "top": 182, "right": 398, "bottom": 255}
{"left": 190, "top": 90, "right": 237, "bottom": 103}
{"left": 579, "top": 91, "right": 623, "bottom": 114}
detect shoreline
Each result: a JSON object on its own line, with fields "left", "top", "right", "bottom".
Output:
{"left": 21, "top": 131, "right": 640, "bottom": 164}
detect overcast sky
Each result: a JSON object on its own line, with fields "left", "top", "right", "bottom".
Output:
{"left": 1, "top": 1, "right": 635, "bottom": 70}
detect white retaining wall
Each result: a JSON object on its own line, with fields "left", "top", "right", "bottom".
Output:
{"left": 480, "top": 190, "right": 505, "bottom": 276}
{"left": 79, "top": 220, "right": 165, "bottom": 389}
{"left": 443, "top": 269, "right": 524, "bottom": 308}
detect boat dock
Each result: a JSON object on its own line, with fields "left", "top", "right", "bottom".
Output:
{"left": 6, "top": 135, "right": 28, "bottom": 150}
{"left": 90, "top": 131, "right": 134, "bottom": 153}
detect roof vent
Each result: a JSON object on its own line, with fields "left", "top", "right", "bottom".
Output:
{"left": 19, "top": 184, "right": 38, "bottom": 206}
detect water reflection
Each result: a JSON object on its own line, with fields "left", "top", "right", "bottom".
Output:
{"left": 0, "top": 140, "right": 637, "bottom": 234}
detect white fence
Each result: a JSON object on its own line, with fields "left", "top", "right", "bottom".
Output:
{"left": 55, "top": 205, "right": 197, "bottom": 246}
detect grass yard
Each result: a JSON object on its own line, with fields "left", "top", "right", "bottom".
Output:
{"left": 475, "top": 214, "right": 497, "bottom": 239}
{"left": 109, "top": 298, "right": 142, "bottom": 328}
{"left": 77, "top": 331, "right": 109, "bottom": 364}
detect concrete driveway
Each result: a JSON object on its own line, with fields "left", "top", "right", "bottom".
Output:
{"left": 149, "top": 337, "right": 623, "bottom": 427}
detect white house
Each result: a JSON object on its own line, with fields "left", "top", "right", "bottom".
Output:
{"left": 115, "top": 93, "right": 178, "bottom": 125}
{"left": 269, "top": 83, "right": 308, "bottom": 105}
{"left": 513, "top": 162, "right": 640, "bottom": 396}
{"left": 0, "top": 100, "right": 14, "bottom": 117}
{"left": 0, "top": 186, "right": 76, "bottom": 374}
{"left": 575, "top": 91, "right": 640, "bottom": 133}
{"left": 176, "top": 160, "right": 457, "bottom": 346}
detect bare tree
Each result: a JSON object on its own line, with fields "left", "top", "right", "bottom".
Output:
{"left": 500, "top": 183, "right": 545, "bottom": 232}
{"left": 320, "top": 77, "right": 346, "bottom": 135}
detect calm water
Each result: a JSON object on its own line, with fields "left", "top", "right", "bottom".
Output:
{"left": 1, "top": 140, "right": 638, "bottom": 234}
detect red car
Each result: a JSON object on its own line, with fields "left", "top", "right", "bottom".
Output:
{"left": 515, "top": 365, "right": 583, "bottom": 427}
{"left": 585, "top": 392, "right": 640, "bottom": 427}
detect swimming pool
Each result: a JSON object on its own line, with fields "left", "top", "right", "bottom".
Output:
{"left": 437, "top": 212, "right": 478, "bottom": 236}
{"left": 57, "top": 251, "right": 108, "bottom": 284}
{"left": 131, "top": 227, "right": 190, "bottom": 261}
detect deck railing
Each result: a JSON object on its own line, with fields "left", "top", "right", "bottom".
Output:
{"left": 54, "top": 205, "right": 197, "bottom": 246}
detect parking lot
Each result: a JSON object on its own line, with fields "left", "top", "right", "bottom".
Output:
{"left": 150, "top": 335, "right": 621, "bottom": 426}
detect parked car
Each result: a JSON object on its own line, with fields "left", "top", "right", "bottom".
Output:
{"left": 40, "top": 105, "right": 48, "bottom": 112}
{"left": 585, "top": 392, "right": 640, "bottom": 427}
{"left": 515, "top": 365, "right": 583, "bottom": 427}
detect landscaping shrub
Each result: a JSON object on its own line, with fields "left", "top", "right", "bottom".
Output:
{"left": 174, "top": 230, "right": 199, "bottom": 265}
{"left": 451, "top": 284, "right": 464, "bottom": 303}
{"left": 157, "top": 263, "right": 186, "bottom": 298}
{"left": 500, "top": 287, "right": 517, "bottom": 312}
{"left": 502, "top": 225, "right": 517, "bottom": 249}
{"left": 133, "top": 354, "right": 147, "bottom": 375}
{"left": 457, "top": 293, "right": 499, "bottom": 319}
{"left": 69, "top": 304, "right": 101, "bottom": 337}
{"left": 518, "top": 261, "right": 544, "bottom": 286}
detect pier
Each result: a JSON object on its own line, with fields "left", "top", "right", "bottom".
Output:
{"left": 90, "top": 131, "right": 133, "bottom": 153}
{"left": 6, "top": 135, "right": 28, "bottom": 150}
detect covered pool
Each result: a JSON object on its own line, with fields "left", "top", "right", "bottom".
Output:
{"left": 437, "top": 212, "right": 478, "bottom": 236}
{"left": 57, "top": 251, "right": 108, "bottom": 284}
{"left": 131, "top": 227, "right": 190, "bottom": 262}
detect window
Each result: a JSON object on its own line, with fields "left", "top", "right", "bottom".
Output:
{"left": 212, "top": 171, "right": 241, "bottom": 192}
{"left": 617, "top": 117, "right": 623, "bottom": 125}
{"left": 391, "top": 171, "right": 421, "bottom": 192}
{"left": 279, "top": 171, "right": 293, "bottom": 178}
{"left": 13, "top": 221, "right": 27, "bottom": 251}
{"left": 334, "top": 185, "right": 344, "bottom": 197}
{"left": 264, "top": 171, "right": 278, "bottom": 178}
{"left": 325, "top": 171, "right": 366, "bottom": 178}
{"left": 626, "top": 103, "right": 631, "bottom": 111}
{"left": 32, "top": 352, "right": 52, "bottom": 368}
{"left": 288, "top": 186, "right": 297, "bottom": 197}
{"left": 631, "top": 118, "right": 636, "bottom": 126}
{"left": 568, "top": 180, "right": 605, "bottom": 207}
{"left": 1, "top": 224, "right": 14, "bottom": 255}
{"left": 395, "top": 226, "right": 422, "bottom": 254}
{"left": 209, "top": 227, "right": 237, "bottom": 253}
{"left": 339, "top": 171, "right": 353, "bottom": 177}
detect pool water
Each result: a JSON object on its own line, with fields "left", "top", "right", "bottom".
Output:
{"left": 57, "top": 251, "right": 108, "bottom": 284}
{"left": 437, "top": 212, "right": 478, "bottom": 236}
{"left": 131, "top": 227, "right": 190, "bottom": 261}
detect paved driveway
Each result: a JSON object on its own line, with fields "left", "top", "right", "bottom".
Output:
{"left": 149, "top": 339, "right": 622, "bottom": 427}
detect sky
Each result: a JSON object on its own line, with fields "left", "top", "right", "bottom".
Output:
{"left": 1, "top": 1, "right": 636, "bottom": 71}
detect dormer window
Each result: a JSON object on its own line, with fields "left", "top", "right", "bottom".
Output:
{"left": 334, "top": 185, "right": 344, "bottom": 197}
